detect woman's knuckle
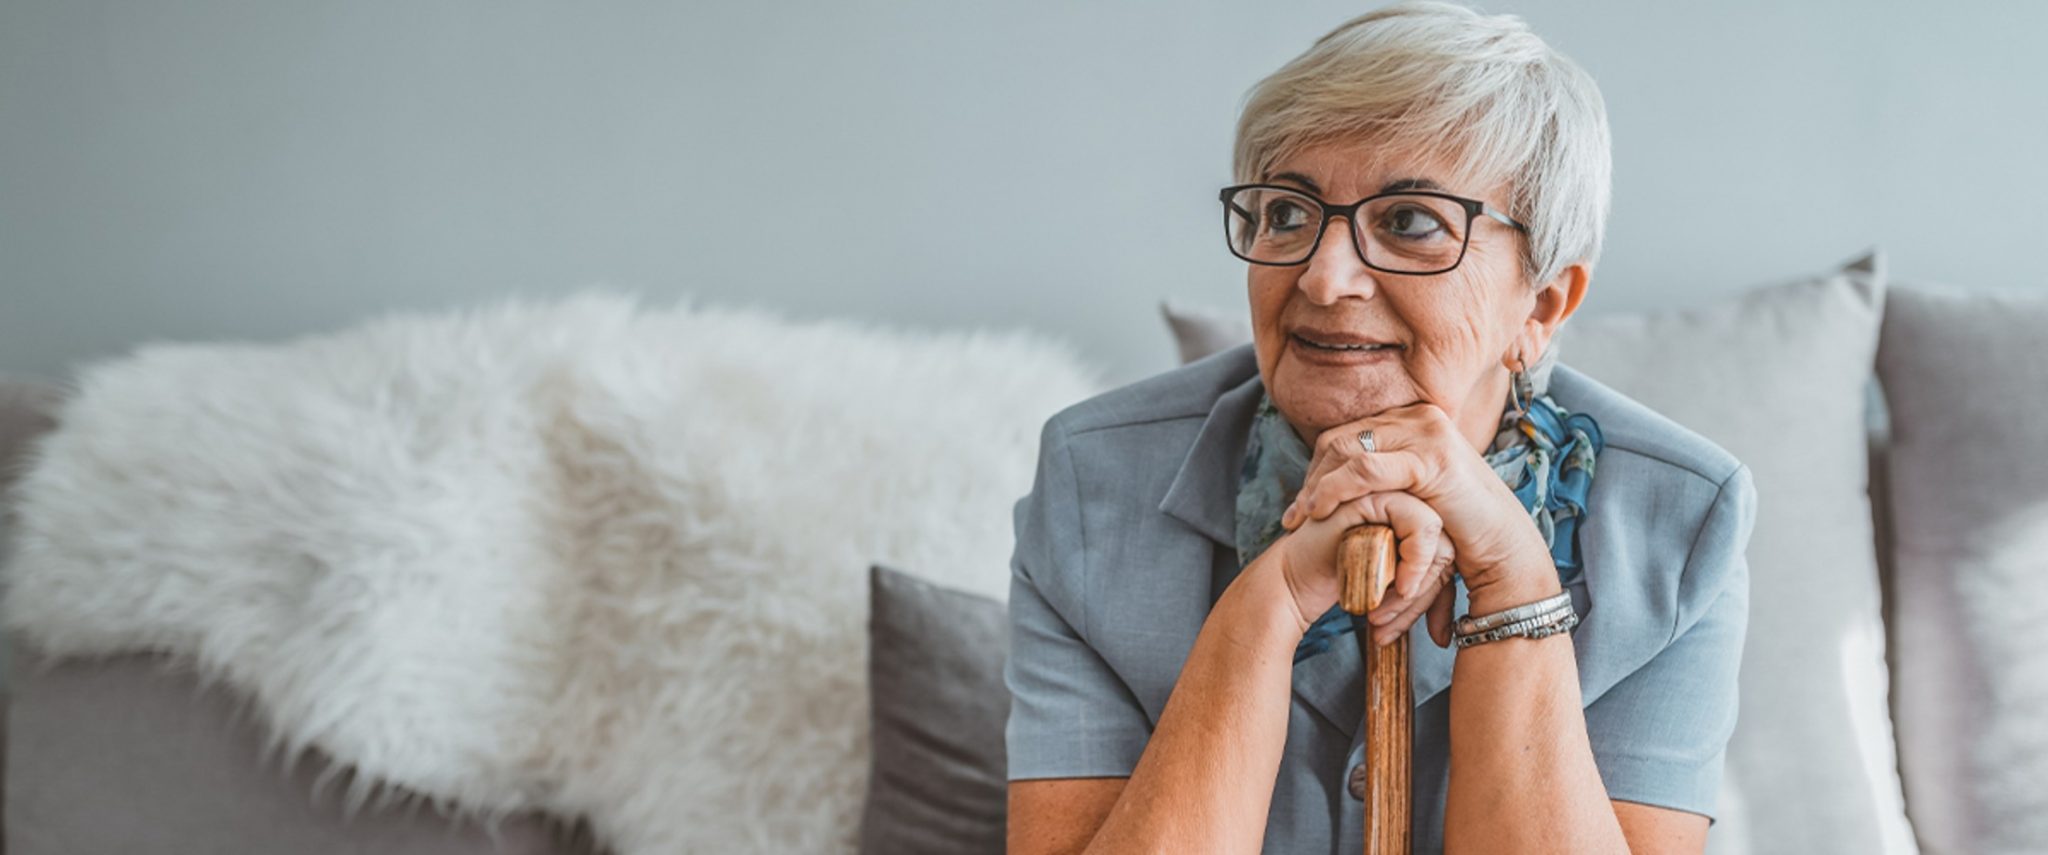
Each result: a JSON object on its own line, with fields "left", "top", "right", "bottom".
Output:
{"left": 1424, "top": 405, "right": 1456, "bottom": 433}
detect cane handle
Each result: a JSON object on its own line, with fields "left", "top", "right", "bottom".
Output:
{"left": 1339, "top": 523, "right": 1398, "bottom": 615}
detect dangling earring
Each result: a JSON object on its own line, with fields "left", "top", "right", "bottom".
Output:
{"left": 1508, "top": 348, "right": 1534, "bottom": 416}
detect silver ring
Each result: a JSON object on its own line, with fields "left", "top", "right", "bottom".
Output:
{"left": 1357, "top": 429, "right": 1377, "bottom": 454}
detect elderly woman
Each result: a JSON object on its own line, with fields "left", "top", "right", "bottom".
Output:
{"left": 1003, "top": 3, "right": 1755, "bottom": 854}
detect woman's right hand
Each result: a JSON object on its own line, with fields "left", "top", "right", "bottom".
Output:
{"left": 1261, "top": 490, "right": 1460, "bottom": 647}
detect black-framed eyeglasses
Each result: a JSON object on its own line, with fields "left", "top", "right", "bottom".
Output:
{"left": 1219, "top": 183, "right": 1527, "bottom": 274}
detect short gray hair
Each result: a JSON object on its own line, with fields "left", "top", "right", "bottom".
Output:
{"left": 1232, "top": 0, "right": 1613, "bottom": 301}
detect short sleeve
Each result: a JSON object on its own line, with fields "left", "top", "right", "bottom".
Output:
{"left": 1003, "top": 416, "right": 1154, "bottom": 781}
{"left": 1583, "top": 462, "right": 1756, "bottom": 822}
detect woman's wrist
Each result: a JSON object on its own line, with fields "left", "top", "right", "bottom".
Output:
{"left": 1461, "top": 551, "right": 1565, "bottom": 617}
{"left": 1222, "top": 551, "right": 1317, "bottom": 651}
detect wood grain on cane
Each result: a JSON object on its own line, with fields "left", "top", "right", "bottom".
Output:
{"left": 1340, "top": 523, "right": 1413, "bottom": 855}
{"left": 1339, "top": 524, "right": 1398, "bottom": 613}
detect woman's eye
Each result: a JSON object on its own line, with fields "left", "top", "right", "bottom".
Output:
{"left": 1265, "top": 200, "right": 1314, "bottom": 231}
{"left": 1382, "top": 205, "right": 1445, "bottom": 238}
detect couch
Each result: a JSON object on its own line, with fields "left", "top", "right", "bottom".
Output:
{"left": 2, "top": 251, "right": 2044, "bottom": 854}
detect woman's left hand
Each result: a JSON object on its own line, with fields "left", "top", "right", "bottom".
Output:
{"left": 1278, "top": 400, "right": 1556, "bottom": 645}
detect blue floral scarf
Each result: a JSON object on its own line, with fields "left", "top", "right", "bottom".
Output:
{"left": 1233, "top": 381, "right": 1604, "bottom": 663}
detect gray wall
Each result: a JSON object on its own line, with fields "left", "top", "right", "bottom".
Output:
{"left": 2, "top": 0, "right": 2043, "bottom": 387}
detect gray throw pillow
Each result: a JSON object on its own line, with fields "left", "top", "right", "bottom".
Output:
{"left": 1159, "top": 299, "right": 1250, "bottom": 366}
{"left": 0, "top": 375, "right": 67, "bottom": 504}
{"left": 1558, "top": 252, "right": 1913, "bottom": 855}
{"left": 0, "top": 375, "right": 69, "bottom": 687}
{"left": 860, "top": 563, "right": 1009, "bottom": 855}
{"left": 1877, "top": 284, "right": 2048, "bottom": 855}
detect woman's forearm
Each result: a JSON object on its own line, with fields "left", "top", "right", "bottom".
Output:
{"left": 1445, "top": 559, "right": 1629, "bottom": 854}
{"left": 1082, "top": 555, "right": 1306, "bottom": 854}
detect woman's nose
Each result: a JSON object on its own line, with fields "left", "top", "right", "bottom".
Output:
{"left": 1295, "top": 215, "right": 1381, "bottom": 305}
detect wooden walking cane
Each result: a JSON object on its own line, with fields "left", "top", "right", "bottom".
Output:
{"left": 1339, "top": 523, "right": 1411, "bottom": 855}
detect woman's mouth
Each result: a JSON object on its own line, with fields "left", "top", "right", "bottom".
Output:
{"left": 1290, "top": 333, "right": 1403, "bottom": 364}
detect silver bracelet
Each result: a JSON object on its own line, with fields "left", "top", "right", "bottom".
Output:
{"left": 1453, "top": 608, "right": 1578, "bottom": 648}
{"left": 1455, "top": 590, "right": 1573, "bottom": 634}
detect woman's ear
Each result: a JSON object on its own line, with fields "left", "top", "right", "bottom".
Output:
{"left": 1513, "top": 261, "right": 1590, "bottom": 368}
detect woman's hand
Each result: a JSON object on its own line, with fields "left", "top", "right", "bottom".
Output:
{"left": 1276, "top": 400, "right": 1560, "bottom": 639}
{"left": 1265, "top": 487, "right": 1459, "bottom": 647}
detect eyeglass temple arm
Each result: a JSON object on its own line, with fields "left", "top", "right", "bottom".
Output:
{"left": 1479, "top": 205, "right": 1527, "bottom": 233}
{"left": 1220, "top": 190, "right": 1255, "bottom": 221}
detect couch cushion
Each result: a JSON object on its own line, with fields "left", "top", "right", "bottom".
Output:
{"left": 1876, "top": 283, "right": 2048, "bottom": 855}
{"left": 3, "top": 648, "right": 604, "bottom": 855}
{"left": 1162, "top": 251, "right": 1916, "bottom": 855}
{"left": 859, "top": 564, "right": 1009, "bottom": 855}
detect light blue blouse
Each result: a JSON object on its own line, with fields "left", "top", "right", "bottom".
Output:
{"left": 1003, "top": 342, "right": 1755, "bottom": 854}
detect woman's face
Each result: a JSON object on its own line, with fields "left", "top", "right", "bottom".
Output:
{"left": 1247, "top": 138, "right": 1581, "bottom": 451}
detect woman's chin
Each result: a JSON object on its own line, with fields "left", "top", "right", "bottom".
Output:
{"left": 1271, "top": 356, "right": 1416, "bottom": 426}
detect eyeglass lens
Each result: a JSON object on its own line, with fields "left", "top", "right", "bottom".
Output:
{"left": 1224, "top": 187, "right": 1471, "bottom": 272}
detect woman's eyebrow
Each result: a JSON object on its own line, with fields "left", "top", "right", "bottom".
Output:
{"left": 1263, "top": 171, "right": 1324, "bottom": 194}
{"left": 1257, "top": 172, "right": 1446, "bottom": 196}
{"left": 1379, "top": 176, "right": 1444, "bottom": 193}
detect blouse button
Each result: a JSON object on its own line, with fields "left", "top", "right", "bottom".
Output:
{"left": 1347, "top": 763, "right": 1368, "bottom": 801}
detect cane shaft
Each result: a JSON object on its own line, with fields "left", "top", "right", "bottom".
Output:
{"left": 1340, "top": 524, "right": 1413, "bottom": 855}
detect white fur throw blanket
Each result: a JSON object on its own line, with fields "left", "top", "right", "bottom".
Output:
{"left": 0, "top": 292, "right": 1105, "bottom": 853}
